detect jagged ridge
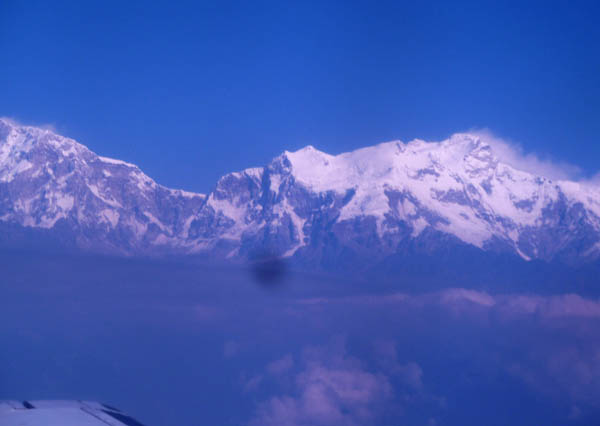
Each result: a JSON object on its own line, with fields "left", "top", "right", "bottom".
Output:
{"left": 1, "top": 118, "right": 599, "bottom": 266}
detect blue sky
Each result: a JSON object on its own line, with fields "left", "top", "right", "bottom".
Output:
{"left": 1, "top": 0, "right": 599, "bottom": 192}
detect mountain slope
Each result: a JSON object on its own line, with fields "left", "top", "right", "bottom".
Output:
{"left": 0, "top": 118, "right": 205, "bottom": 254}
{"left": 1, "top": 118, "right": 599, "bottom": 266}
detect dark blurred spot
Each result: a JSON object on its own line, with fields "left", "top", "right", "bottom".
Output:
{"left": 250, "top": 256, "right": 287, "bottom": 288}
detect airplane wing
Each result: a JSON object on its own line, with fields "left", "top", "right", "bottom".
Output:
{"left": 0, "top": 400, "right": 146, "bottom": 426}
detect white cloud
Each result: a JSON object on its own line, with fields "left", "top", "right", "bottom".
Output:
{"left": 267, "top": 354, "right": 294, "bottom": 376}
{"left": 373, "top": 340, "right": 424, "bottom": 390}
{"left": 296, "top": 290, "right": 600, "bottom": 319}
{"left": 468, "top": 128, "right": 583, "bottom": 181}
{"left": 251, "top": 363, "right": 393, "bottom": 426}
{"left": 0, "top": 116, "right": 58, "bottom": 133}
{"left": 250, "top": 339, "right": 395, "bottom": 426}
{"left": 243, "top": 374, "right": 263, "bottom": 393}
{"left": 247, "top": 336, "right": 445, "bottom": 426}
{"left": 588, "top": 172, "right": 600, "bottom": 185}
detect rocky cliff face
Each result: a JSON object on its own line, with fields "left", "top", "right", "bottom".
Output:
{"left": 1, "top": 118, "right": 599, "bottom": 267}
{"left": 0, "top": 118, "right": 205, "bottom": 254}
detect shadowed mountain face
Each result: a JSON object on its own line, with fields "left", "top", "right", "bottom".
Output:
{"left": 1, "top": 118, "right": 599, "bottom": 269}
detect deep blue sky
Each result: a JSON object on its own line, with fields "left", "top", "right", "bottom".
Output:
{"left": 1, "top": 0, "right": 599, "bottom": 193}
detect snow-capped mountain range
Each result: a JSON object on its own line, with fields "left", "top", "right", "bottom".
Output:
{"left": 1, "top": 117, "right": 599, "bottom": 267}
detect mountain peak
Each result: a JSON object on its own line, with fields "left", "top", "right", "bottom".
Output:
{"left": 0, "top": 121, "right": 598, "bottom": 265}
{"left": 441, "top": 133, "right": 493, "bottom": 156}
{"left": 285, "top": 144, "right": 334, "bottom": 167}
{"left": 0, "top": 117, "right": 59, "bottom": 141}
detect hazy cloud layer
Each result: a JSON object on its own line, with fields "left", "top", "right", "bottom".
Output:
{"left": 297, "top": 289, "right": 600, "bottom": 319}
{"left": 3, "top": 253, "right": 600, "bottom": 425}
{"left": 268, "top": 289, "right": 600, "bottom": 424}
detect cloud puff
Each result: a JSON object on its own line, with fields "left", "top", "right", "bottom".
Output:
{"left": 267, "top": 354, "right": 294, "bottom": 376}
{"left": 250, "top": 340, "right": 397, "bottom": 426}
{"left": 468, "top": 128, "right": 583, "bottom": 181}
{"left": 0, "top": 116, "right": 58, "bottom": 133}
{"left": 250, "top": 367, "right": 392, "bottom": 426}
{"left": 243, "top": 374, "right": 263, "bottom": 393}
{"left": 373, "top": 340, "right": 424, "bottom": 390}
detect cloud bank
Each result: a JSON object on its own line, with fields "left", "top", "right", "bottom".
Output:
{"left": 286, "top": 289, "right": 600, "bottom": 421}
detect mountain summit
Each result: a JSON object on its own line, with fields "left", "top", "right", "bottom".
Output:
{"left": 1, "top": 118, "right": 599, "bottom": 267}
